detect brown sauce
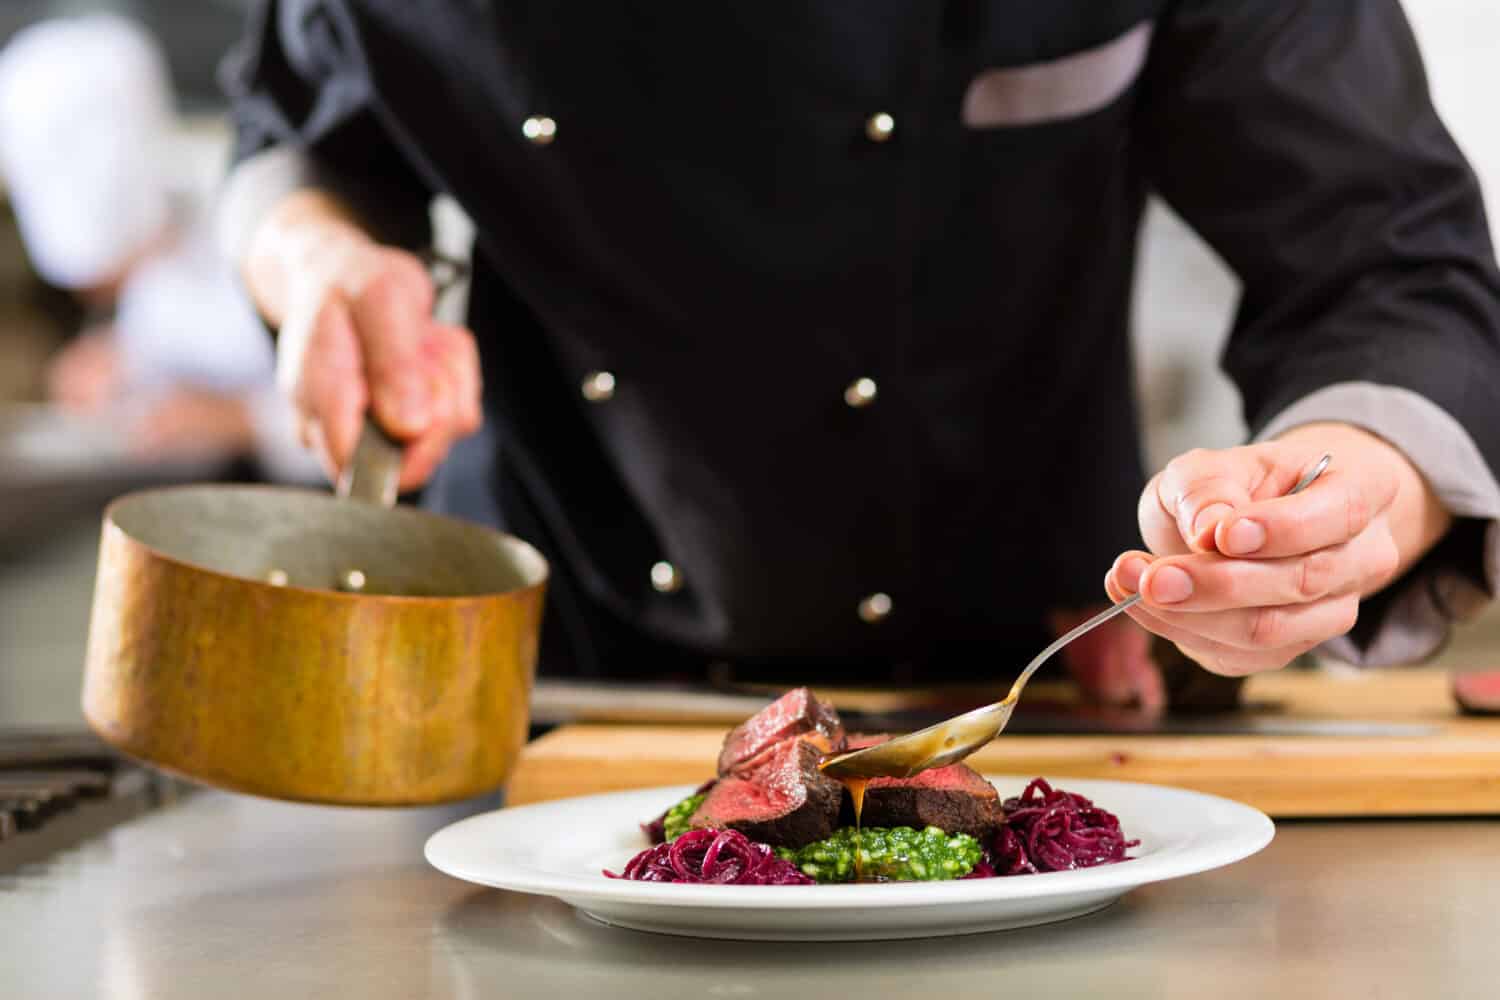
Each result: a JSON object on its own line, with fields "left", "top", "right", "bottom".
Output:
{"left": 844, "top": 776, "right": 867, "bottom": 829}
{"left": 846, "top": 779, "right": 870, "bottom": 881}
{"left": 838, "top": 775, "right": 869, "bottom": 881}
{"left": 819, "top": 755, "right": 883, "bottom": 881}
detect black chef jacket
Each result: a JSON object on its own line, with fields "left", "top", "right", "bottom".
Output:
{"left": 223, "top": 1, "right": 1500, "bottom": 683}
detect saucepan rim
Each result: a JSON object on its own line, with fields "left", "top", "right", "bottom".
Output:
{"left": 102, "top": 483, "right": 550, "bottom": 605}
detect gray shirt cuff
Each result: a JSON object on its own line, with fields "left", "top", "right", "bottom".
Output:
{"left": 216, "top": 144, "right": 434, "bottom": 273}
{"left": 215, "top": 146, "right": 320, "bottom": 270}
{"left": 1257, "top": 381, "right": 1500, "bottom": 666}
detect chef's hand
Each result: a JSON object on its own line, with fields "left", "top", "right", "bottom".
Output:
{"left": 244, "top": 190, "right": 482, "bottom": 491}
{"left": 1047, "top": 605, "right": 1164, "bottom": 713}
{"left": 1104, "top": 423, "right": 1452, "bottom": 677}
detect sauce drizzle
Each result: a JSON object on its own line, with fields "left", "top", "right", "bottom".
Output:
{"left": 821, "top": 753, "right": 873, "bottom": 881}
{"left": 842, "top": 776, "right": 868, "bottom": 881}
{"left": 845, "top": 776, "right": 867, "bottom": 829}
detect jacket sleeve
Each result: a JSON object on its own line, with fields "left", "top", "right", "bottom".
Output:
{"left": 216, "top": 0, "right": 432, "bottom": 260}
{"left": 1139, "top": 0, "right": 1500, "bottom": 662}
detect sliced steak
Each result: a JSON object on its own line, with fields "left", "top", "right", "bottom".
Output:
{"left": 716, "top": 687, "right": 846, "bottom": 776}
{"left": 691, "top": 738, "right": 843, "bottom": 847}
{"left": 843, "top": 734, "right": 1004, "bottom": 838}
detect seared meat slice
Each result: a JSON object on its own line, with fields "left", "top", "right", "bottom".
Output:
{"left": 716, "top": 687, "right": 845, "bottom": 776}
{"left": 842, "top": 734, "right": 1004, "bottom": 838}
{"left": 691, "top": 738, "right": 843, "bottom": 847}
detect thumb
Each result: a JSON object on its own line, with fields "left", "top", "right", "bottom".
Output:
{"left": 349, "top": 255, "right": 437, "bottom": 439}
{"left": 1149, "top": 448, "right": 1259, "bottom": 554}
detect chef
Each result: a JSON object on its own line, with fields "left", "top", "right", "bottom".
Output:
{"left": 219, "top": 1, "right": 1500, "bottom": 706}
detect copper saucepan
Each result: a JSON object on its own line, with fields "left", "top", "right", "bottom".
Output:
{"left": 82, "top": 416, "right": 548, "bottom": 805}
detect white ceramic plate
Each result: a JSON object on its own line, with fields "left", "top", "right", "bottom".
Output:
{"left": 424, "top": 775, "right": 1273, "bottom": 941}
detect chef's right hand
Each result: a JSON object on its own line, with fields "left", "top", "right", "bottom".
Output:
{"left": 272, "top": 226, "right": 482, "bottom": 492}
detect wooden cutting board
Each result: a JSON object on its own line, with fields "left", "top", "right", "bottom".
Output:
{"left": 508, "top": 670, "right": 1500, "bottom": 817}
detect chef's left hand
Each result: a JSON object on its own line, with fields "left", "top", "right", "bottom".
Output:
{"left": 1104, "top": 423, "right": 1452, "bottom": 678}
{"left": 1047, "top": 605, "right": 1163, "bottom": 713}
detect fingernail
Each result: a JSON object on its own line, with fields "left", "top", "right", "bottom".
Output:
{"left": 1118, "top": 556, "right": 1148, "bottom": 594}
{"left": 1149, "top": 565, "right": 1194, "bottom": 604}
{"left": 1223, "top": 518, "right": 1266, "bottom": 555}
{"left": 1192, "top": 503, "right": 1235, "bottom": 540}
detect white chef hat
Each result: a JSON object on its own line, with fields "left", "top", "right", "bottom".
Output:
{"left": 0, "top": 14, "right": 173, "bottom": 290}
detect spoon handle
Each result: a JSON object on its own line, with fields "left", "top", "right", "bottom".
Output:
{"left": 1007, "top": 596, "right": 1140, "bottom": 698}
{"left": 337, "top": 415, "right": 404, "bottom": 508}
{"left": 1008, "top": 452, "right": 1333, "bottom": 699}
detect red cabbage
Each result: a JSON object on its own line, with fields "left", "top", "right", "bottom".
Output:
{"left": 961, "top": 859, "right": 997, "bottom": 879}
{"left": 988, "top": 778, "right": 1138, "bottom": 874}
{"left": 605, "top": 828, "right": 814, "bottom": 885}
{"left": 613, "top": 778, "right": 1133, "bottom": 885}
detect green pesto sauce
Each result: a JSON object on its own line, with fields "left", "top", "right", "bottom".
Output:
{"left": 662, "top": 792, "right": 708, "bottom": 841}
{"left": 775, "top": 826, "right": 982, "bottom": 884}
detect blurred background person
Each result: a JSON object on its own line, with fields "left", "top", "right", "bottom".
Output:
{"left": 0, "top": 12, "right": 316, "bottom": 483}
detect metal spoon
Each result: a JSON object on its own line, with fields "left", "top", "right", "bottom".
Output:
{"left": 820, "top": 453, "right": 1333, "bottom": 780}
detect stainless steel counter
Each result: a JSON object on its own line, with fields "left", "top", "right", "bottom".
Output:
{"left": 6, "top": 521, "right": 1500, "bottom": 997}
{"left": 1, "top": 790, "right": 1495, "bottom": 999}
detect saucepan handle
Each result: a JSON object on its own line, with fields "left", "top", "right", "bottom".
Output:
{"left": 337, "top": 415, "right": 404, "bottom": 507}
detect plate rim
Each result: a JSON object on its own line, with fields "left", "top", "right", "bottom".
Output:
{"left": 424, "top": 774, "right": 1275, "bottom": 910}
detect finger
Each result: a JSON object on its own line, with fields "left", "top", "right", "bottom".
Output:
{"left": 398, "top": 425, "right": 457, "bottom": 492}
{"left": 1153, "top": 448, "right": 1264, "bottom": 554}
{"left": 1106, "top": 571, "right": 1315, "bottom": 676}
{"left": 295, "top": 413, "right": 316, "bottom": 450}
{"left": 1126, "top": 592, "right": 1360, "bottom": 652}
{"left": 1105, "top": 569, "right": 1256, "bottom": 671}
{"left": 427, "top": 324, "right": 483, "bottom": 435}
{"left": 1138, "top": 472, "right": 1192, "bottom": 557}
{"left": 421, "top": 350, "right": 461, "bottom": 438}
{"left": 1106, "top": 550, "right": 1155, "bottom": 599}
{"left": 1171, "top": 638, "right": 1319, "bottom": 679}
{"left": 393, "top": 356, "right": 464, "bottom": 491}
{"left": 304, "top": 420, "right": 339, "bottom": 485}
{"left": 350, "top": 254, "right": 437, "bottom": 439}
{"left": 1211, "top": 466, "right": 1398, "bottom": 559}
{"left": 1133, "top": 528, "right": 1400, "bottom": 612}
{"left": 294, "top": 292, "right": 367, "bottom": 475}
